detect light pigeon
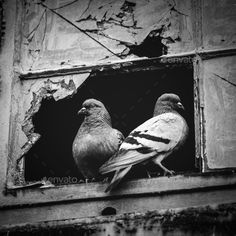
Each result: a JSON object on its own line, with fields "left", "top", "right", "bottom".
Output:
{"left": 100, "top": 93, "right": 189, "bottom": 192}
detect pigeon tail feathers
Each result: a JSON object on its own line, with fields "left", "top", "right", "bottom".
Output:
{"left": 105, "top": 166, "right": 132, "bottom": 192}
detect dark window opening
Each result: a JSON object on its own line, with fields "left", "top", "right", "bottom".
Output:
{"left": 25, "top": 66, "right": 197, "bottom": 184}
{"left": 128, "top": 29, "right": 167, "bottom": 57}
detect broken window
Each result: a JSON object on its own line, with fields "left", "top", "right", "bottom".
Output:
{"left": 21, "top": 63, "right": 197, "bottom": 186}
{"left": 6, "top": 0, "right": 198, "bottom": 189}
{"left": 19, "top": 0, "right": 193, "bottom": 72}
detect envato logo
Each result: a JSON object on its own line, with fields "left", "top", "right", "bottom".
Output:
{"left": 161, "top": 56, "right": 193, "bottom": 63}
{"left": 43, "top": 176, "right": 81, "bottom": 185}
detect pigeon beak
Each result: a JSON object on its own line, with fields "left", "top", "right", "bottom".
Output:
{"left": 177, "top": 102, "right": 185, "bottom": 110}
{"left": 78, "top": 107, "right": 87, "bottom": 115}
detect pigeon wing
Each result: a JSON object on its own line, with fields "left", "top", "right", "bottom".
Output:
{"left": 100, "top": 112, "right": 188, "bottom": 174}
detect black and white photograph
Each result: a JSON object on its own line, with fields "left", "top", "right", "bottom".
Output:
{"left": 0, "top": 0, "right": 236, "bottom": 235}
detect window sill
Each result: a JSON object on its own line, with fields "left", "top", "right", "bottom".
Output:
{"left": 2, "top": 170, "right": 236, "bottom": 209}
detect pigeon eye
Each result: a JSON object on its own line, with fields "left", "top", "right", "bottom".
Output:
{"left": 91, "top": 103, "right": 100, "bottom": 108}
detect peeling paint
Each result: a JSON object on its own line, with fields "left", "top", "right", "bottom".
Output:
{"left": 18, "top": 0, "right": 193, "bottom": 72}
{"left": 19, "top": 73, "right": 90, "bottom": 167}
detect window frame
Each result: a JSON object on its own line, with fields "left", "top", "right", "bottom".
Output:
{"left": 8, "top": 55, "right": 196, "bottom": 187}
{"left": 4, "top": 48, "right": 236, "bottom": 204}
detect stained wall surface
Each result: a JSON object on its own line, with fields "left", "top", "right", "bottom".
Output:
{"left": 19, "top": 0, "right": 194, "bottom": 72}
{"left": 203, "top": 56, "right": 236, "bottom": 169}
{"left": 202, "top": 0, "right": 236, "bottom": 50}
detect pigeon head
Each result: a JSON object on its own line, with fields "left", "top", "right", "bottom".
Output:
{"left": 78, "top": 99, "right": 112, "bottom": 125}
{"left": 153, "top": 93, "right": 185, "bottom": 116}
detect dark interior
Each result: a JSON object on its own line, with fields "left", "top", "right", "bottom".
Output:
{"left": 25, "top": 66, "right": 197, "bottom": 184}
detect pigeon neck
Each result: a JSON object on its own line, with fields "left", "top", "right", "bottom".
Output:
{"left": 153, "top": 104, "right": 178, "bottom": 116}
{"left": 83, "top": 114, "right": 112, "bottom": 128}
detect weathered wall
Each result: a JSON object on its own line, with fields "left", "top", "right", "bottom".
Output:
{"left": 0, "top": 0, "right": 236, "bottom": 235}
{"left": 199, "top": 0, "right": 236, "bottom": 170}
{"left": 203, "top": 56, "right": 236, "bottom": 169}
{"left": 1, "top": 203, "right": 236, "bottom": 235}
{"left": 18, "top": 0, "right": 194, "bottom": 72}
{"left": 202, "top": 0, "right": 236, "bottom": 50}
{"left": 0, "top": 0, "right": 16, "bottom": 192}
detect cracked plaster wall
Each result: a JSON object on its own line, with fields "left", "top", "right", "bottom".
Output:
{"left": 19, "top": 0, "right": 194, "bottom": 72}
